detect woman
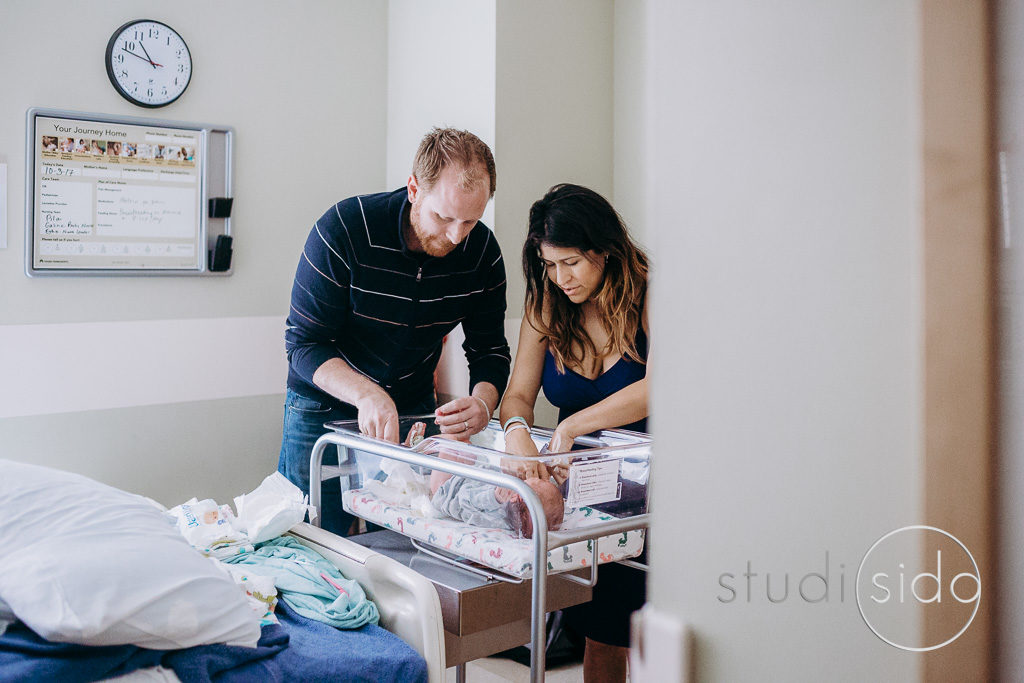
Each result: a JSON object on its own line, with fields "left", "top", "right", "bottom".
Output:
{"left": 499, "top": 183, "right": 649, "bottom": 682}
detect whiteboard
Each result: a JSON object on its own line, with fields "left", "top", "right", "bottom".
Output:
{"left": 25, "top": 108, "right": 232, "bottom": 276}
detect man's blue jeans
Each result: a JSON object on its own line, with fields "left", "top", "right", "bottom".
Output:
{"left": 277, "top": 388, "right": 434, "bottom": 536}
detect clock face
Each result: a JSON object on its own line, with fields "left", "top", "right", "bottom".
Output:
{"left": 105, "top": 20, "right": 192, "bottom": 108}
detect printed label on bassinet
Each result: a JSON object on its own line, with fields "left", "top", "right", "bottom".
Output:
{"left": 566, "top": 459, "right": 621, "bottom": 507}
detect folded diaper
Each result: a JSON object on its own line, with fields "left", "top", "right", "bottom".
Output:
{"left": 167, "top": 498, "right": 253, "bottom": 559}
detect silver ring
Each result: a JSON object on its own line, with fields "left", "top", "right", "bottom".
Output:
{"left": 464, "top": 420, "right": 469, "bottom": 431}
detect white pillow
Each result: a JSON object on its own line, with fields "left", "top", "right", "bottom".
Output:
{"left": 0, "top": 595, "right": 14, "bottom": 636}
{"left": 0, "top": 460, "right": 261, "bottom": 649}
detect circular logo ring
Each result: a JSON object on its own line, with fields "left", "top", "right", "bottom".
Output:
{"left": 855, "top": 525, "right": 981, "bottom": 652}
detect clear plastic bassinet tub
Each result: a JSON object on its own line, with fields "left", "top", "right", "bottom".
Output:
{"left": 311, "top": 416, "right": 650, "bottom": 580}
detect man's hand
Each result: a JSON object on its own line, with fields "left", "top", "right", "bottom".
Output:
{"left": 435, "top": 394, "right": 491, "bottom": 441}
{"left": 355, "top": 388, "right": 400, "bottom": 443}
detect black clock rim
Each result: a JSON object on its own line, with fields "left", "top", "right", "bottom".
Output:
{"left": 105, "top": 18, "right": 192, "bottom": 109}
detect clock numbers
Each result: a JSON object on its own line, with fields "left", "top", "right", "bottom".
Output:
{"left": 106, "top": 20, "right": 191, "bottom": 107}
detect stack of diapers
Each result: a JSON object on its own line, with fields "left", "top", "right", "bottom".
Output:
{"left": 166, "top": 472, "right": 317, "bottom": 559}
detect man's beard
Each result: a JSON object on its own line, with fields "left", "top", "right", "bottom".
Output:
{"left": 408, "top": 202, "right": 457, "bottom": 257}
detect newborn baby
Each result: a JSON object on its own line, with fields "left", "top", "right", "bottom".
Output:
{"left": 404, "top": 422, "right": 564, "bottom": 538}
{"left": 430, "top": 472, "right": 564, "bottom": 539}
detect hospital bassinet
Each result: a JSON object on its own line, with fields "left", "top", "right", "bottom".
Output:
{"left": 332, "top": 416, "right": 648, "bottom": 577}
{"left": 308, "top": 418, "right": 650, "bottom": 682}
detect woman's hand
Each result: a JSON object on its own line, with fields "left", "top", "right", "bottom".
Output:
{"left": 502, "top": 427, "right": 548, "bottom": 480}
{"left": 548, "top": 422, "right": 577, "bottom": 454}
{"left": 545, "top": 423, "right": 578, "bottom": 485}
{"left": 505, "top": 426, "right": 540, "bottom": 457}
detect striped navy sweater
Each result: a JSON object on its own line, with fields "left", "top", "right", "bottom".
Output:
{"left": 285, "top": 188, "right": 511, "bottom": 408}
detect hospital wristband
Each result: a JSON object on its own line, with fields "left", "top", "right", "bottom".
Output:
{"left": 503, "top": 416, "right": 529, "bottom": 432}
{"left": 504, "top": 423, "right": 529, "bottom": 438}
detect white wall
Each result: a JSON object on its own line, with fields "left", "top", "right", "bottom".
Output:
{"left": 0, "top": 0, "right": 389, "bottom": 506}
{"left": 645, "top": 2, "right": 921, "bottom": 680}
{"left": 397, "top": 1, "right": 614, "bottom": 427}
{"left": 386, "top": 0, "right": 496, "bottom": 226}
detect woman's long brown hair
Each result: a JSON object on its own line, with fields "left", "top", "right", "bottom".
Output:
{"left": 523, "top": 184, "right": 649, "bottom": 374}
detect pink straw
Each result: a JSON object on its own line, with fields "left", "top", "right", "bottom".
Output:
{"left": 320, "top": 572, "right": 349, "bottom": 595}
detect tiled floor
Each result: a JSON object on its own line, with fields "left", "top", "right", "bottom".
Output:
{"left": 445, "top": 657, "right": 584, "bottom": 682}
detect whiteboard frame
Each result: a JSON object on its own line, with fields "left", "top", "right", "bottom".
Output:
{"left": 25, "top": 107, "right": 233, "bottom": 277}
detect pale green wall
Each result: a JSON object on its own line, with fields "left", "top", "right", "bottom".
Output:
{"left": 0, "top": 395, "right": 283, "bottom": 507}
{"left": 0, "top": 0, "right": 388, "bottom": 505}
{"left": 0, "top": 0, "right": 388, "bottom": 325}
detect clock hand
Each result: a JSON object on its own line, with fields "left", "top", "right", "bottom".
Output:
{"left": 138, "top": 39, "right": 160, "bottom": 68}
{"left": 121, "top": 48, "right": 163, "bottom": 67}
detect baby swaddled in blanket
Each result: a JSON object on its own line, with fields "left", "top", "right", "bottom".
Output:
{"left": 402, "top": 422, "right": 564, "bottom": 539}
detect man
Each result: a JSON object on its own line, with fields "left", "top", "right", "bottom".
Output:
{"left": 280, "top": 127, "right": 511, "bottom": 536}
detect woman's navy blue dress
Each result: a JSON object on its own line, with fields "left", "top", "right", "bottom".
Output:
{"left": 542, "top": 329, "right": 648, "bottom": 648}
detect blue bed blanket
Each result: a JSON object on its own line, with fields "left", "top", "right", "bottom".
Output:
{"left": 0, "top": 601, "right": 426, "bottom": 683}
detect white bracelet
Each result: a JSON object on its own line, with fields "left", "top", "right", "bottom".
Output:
{"left": 503, "top": 415, "right": 529, "bottom": 432}
{"left": 471, "top": 395, "right": 491, "bottom": 417}
{"left": 504, "top": 422, "right": 529, "bottom": 437}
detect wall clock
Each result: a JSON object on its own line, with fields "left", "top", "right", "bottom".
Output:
{"left": 105, "top": 20, "right": 192, "bottom": 108}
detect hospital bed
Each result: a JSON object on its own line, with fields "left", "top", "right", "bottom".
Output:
{"left": 0, "top": 457, "right": 449, "bottom": 683}
{"left": 288, "top": 523, "right": 447, "bottom": 683}
{"left": 309, "top": 418, "right": 651, "bottom": 683}
{"left": 101, "top": 526, "right": 448, "bottom": 682}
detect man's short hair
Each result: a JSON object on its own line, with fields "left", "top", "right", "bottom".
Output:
{"left": 412, "top": 127, "right": 496, "bottom": 197}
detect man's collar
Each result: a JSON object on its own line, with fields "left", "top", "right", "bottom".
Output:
{"left": 390, "top": 188, "right": 418, "bottom": 256}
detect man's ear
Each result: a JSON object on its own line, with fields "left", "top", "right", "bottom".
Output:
{"left": 407, "top": 174, "right": 420, "bottom": 204}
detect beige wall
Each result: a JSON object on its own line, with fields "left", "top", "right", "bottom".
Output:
{"left": 645, "top": 1, "right": 922, "bottom": 679}
{"left": 997, "top": 2, "right": 1024, "bottom": 678}
{"left": 0, "top": 0, "right": 388, "bottom": 506}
